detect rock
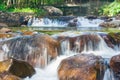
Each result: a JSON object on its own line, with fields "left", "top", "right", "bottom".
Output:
{"left": 58, "top": 54, "right": 105, "bottom": 80}
{"left": 115, "top": 14, "right": 120, "bottom": 20}
{"left": 99, "top": 20, "right": 120, "bottom": 28}
{"left": 21, "top": 31, "right": 38, "bottom": 36}
{"left": 0, "top": 11, "right": 34, "bottom": 27}
{"left": 0, "top": 34, "right": 60, "bottom": 68}
{"left": 99, "top": 16, "right": 112, "bottom": 22}
{"left": 68, "top": 18, "right": 81, "bottom": 27}
{"left": 57, "top": 33, "right": 101, "bottom": 53}
{"left": 43, "top": 6, "right": 63, "bottom": 16}
{"left": 0, "top": 33, "right": 13, "bottom": 39}
{"left": 110, "top": 54, "right": 120, "bottom": 78}
{"left": 0, "top": 58, "right": 35, "bottom": 78}
{"left": 0, "top": 28, "right": 12, "bottom": 33}
{"left": 85, "top": 15, "right": 97, "bottom": 19}
{"left": 0, "top": 23, "right": 8, "bottom": 28}
{"left": 104, "top": 32, "right": 120, "bottom": 48}
{"left": 0, "top": 72, "right": 21, "bottom": 80}
{"left": 110, "top": 54, "right": 120, "bottom": 73}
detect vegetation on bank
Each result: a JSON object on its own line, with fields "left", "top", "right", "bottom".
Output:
{"left": 100, "top": 0, "right": 120, "bottom": 16}
{"left": 9, "top": 27, "right": 120, "bottom": 35}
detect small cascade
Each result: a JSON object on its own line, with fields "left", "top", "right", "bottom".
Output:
{"left": 103, "top": 58, "right": 116, "bottom": 80}
{"left": 28, "top": 17, "right": 104, "bottom": 28}
{"left": 57, "top": 32, "right": 119, "bottom": 58}
{"left": 28, "top": 17, "right": 68, "bottom": 27}
{"left": 103, "top": 69, "right": 115, "bottom": 80}
{"left": 0, "top": 34, "right": 59, "bottom": 68}
{"left": 61, "top": 39, "right": 71, "bottom": 55}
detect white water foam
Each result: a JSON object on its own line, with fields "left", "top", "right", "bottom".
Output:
{"left": 25, "top": 55, "right": 71, "bottom": 80}
{"left": 28, "top": 17, "right": 104, "bottom": 27}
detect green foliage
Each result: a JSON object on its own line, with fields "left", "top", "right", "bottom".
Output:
{"left": 101, "top": 1, "right": 120, "bottom": 16}
{"left": 0, "top": 4, "right": 6, "bottom": 11}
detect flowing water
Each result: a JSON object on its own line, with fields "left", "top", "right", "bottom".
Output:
{"left": 0, "top": 31, "right": 118, "bottom": 80}
{"left": 22, "top": 32, "right": 120, "bottom": 80}
{"left": 28, "top": 17, "right": 104, "bottom": 28}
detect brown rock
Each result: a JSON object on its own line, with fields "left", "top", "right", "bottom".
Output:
{"left": 115, "top": 14, "right": 120, "bottom": 20}
{"left": 58, "top": 54, "right": 105, "bottom": 80}
{"left": 57, "top": 33, "right": 101, "bottom": 53}
{"left": 0, "top": 34, "right": 60, "bottom": 68}
{"left": 99, "top": 20, "right": 120, "bottom": 28}
{"left": 0, "top": 72, "right": 21, "bottom": 80}
{"left": 0, "top": 23, "right": 8, "bottom": 28}
{"left": 43, "top": 6, "right": 63, "bottom": 16}
{"left": 0, "top": 58, "right": 35, "bottom": 78}
{"left": 110, "top": 54, "right": 120, "bottom": 75}
{"left": 0, "top": 33, "right": 13, "bottom": 38}
{"left": 0, "top": 28, "right": 12, "bottom": 33}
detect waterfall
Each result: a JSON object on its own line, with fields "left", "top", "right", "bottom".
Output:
{"left": 27, "top": 17, "right": 104, "bottom": 28}
{"left": 103, "top": 69, "right": 115, "bottom": 80}
{"left": 61, "top": 39, "right": 71, "bottom": 55}
{"left": 58, "top": 32, "right": 118, "bottom": 58}
{"left": 28, "top": 17, "right": 68, "bottom": 27}
{"left": 103, "top": 58, "right": 116, "bottom": 80}
{"left": 0, "top": 32, "right": 120, "bottom": 80}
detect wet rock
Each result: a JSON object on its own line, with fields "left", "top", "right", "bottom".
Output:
{"left": 21, "top": 31, "right": 38, "bottom": 36}
{"left": 0, "top": 33, "right": 13, "bottom": 39}
{"left": 43, "top": 6, "right": 63, "bottom": 16}
{"left": 110, "top": 54, "right": 120, "bottom": 78}
{"left": 0, "top": 71, "right": 21, "bottom": 80}
{"left": 0, "top": 58, "right": 35, "bottom": 78}
{"left": 85, "top": 15, "right": 97, "bottom": 20}
{"left": 0, "top": 11, "right": 34, "bottom": 27}
{"left": 99, "top": 20, "right": 120, "bottom": 28}
{"left": 115, "top": 14, "right": 120, "bottom": 20}
{"left": 57, "top": 33, "right": 101, "bottom": 53}
{"left": 0, "top": 34, "right": 60, "bottom": 68}
{"left": 0, "top": 23, "right": 8, "bottom": 28}
{"left": 99, "top": 16, "right": 112, "bottom": 22}
{"left": 58, "top": 54, "right": 105, "bottom": 80}
{"left": 107, "top": 33, "right": 120, "bottom": 48}
{"left": 0, "top": 28, "right": 12, "bottom": 33}
{"left": 68, "top": 18, "right": 81, "bottom": 27}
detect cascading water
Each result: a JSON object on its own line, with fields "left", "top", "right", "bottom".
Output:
{"left": 27, "top": 17, "right": 104, "bottom": 28}
{"left": 0, "top": 31, "right": 120, "bottom": 80}
{"left": 28, "top": 17, "right": 68, "bottom": 27}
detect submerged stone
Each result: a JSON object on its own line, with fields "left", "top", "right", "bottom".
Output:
{"left": 58, "top": 54, "right": 105, "bottom": 80}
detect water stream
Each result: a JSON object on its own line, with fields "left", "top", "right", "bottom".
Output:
{"left": 28, "top": 17, "right": 104, "bottom": 28}
{"left": 24, "top": 32, "right": 120, "bottom": 80}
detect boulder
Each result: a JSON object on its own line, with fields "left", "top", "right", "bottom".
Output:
{"left": 0, "top": 23, "right": 8, "bottom": 28}
{"left": 85, "top": 15, "right": 97, "bottom": 20}
{"left": 0, "top": 72, "right": 21, "bottom": 80}
{"left": 57, "top": 33, "right": 101, "bottom": 53}
{"left": 101, "top": 32, "right": 120, "bottom": 48}
{"left": 58, "top": 54, "right": 105, "bottom": 80}
{"left": 115, "top": 14, "right": 120, "bottom": 20}
{"left": 99, "top": 20, "right": 120, "bottom": 28}
{"left": 110, "top": 54, "right": 120, "bottom": 78}
{"left": 0, "top": 58, "right": 35, "bottom": 78}
{"left": 43, "top": 6, "right": 63, "bottom": 16}
{"left": 0, "top": 34, "right": 60, "bottom": 68}
{"left": 0, "top": 28, "right": 12, "bottom": 33}
{"left": 68, "top": 18, "right": 81, "bottom": 27}
{"left": 0, "top": 11, "right": 34, "bottom": 27}
{"left": 0, "top": 33, "right": 13, "bottom": 39}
